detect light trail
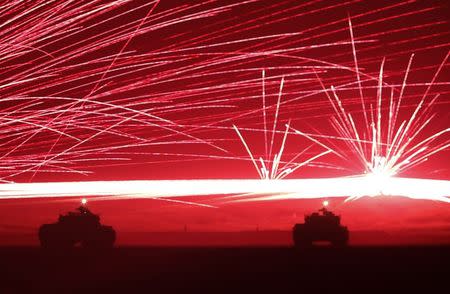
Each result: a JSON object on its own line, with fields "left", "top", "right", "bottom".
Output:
{"left": 0, "top": 177, "right": 448, "bottom": 203}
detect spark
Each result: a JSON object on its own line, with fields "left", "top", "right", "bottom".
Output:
{"left": 233, "top": 74, "right": 331, "bottom": 179}
{"left": 320, "top": 55, "right": 450, "bottom": 179}
{"left": 303, "top": 19, "right": 450, "bottom": 194}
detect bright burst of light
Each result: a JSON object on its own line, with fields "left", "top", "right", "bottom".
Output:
{"left": 305, "top": 19, "right": 450, "bottom": 181}
{"left": 323, "top": 200, "right": 329, "bottom": 207}
{"left": 81, "top": 198, "right": 87, "bottom": 205}
{"left": 0, "top": 177, "right": 448, "bottom": 203}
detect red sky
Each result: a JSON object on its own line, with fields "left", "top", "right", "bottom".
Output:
{"left": 0, "top": 0, "right": 449, "bottom": 246}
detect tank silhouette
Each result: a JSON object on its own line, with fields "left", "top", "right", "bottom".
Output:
{"left": 39, "top": 204, "right": 115, "bottom": 249}
{"left": 293, "top": 206, "right": 349, "bottom": 247}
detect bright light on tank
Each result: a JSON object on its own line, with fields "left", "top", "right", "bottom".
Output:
{"left": 81, "top": 198, "right": 87, "bottom": 205}
{"left": 323, "top": 200, "right": 329, "bottom": 207}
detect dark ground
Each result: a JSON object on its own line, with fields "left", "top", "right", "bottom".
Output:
{"left": 1, "top": 246, "right": 449, "bottom": 293}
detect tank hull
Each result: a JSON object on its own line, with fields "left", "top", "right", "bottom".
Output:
{"left": 39, "top": 206, "right": 116, "bottom": 250}
{"left": 293, "top": 223, "right": 349, "bottom": 247}
{"left": 39, "top": 223, "right": 116, "bottom": 249}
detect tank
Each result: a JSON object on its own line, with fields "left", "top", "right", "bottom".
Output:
{"left": 293, "top": 207, "right": 349, "bottom": 247}
{"left": 39, "top": 205, "right": 115, "bottom": 249}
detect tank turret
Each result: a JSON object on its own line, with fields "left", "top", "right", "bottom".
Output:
{"left": 293, "top": 202, "right": 349, "bottom": 247}
{"left": 39, "top": 199, "right": 115, "bottom": 249}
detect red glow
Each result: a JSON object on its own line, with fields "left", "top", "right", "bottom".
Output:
{"left": 0, "top": 0, "right": 449, "bottom": 246}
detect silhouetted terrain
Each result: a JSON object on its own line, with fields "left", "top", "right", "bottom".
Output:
{"left": 1, "top": 246, "right": 448, "bottom": 293}
{"left": 3, "top": 229, "right": 449, "bottom": 246}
